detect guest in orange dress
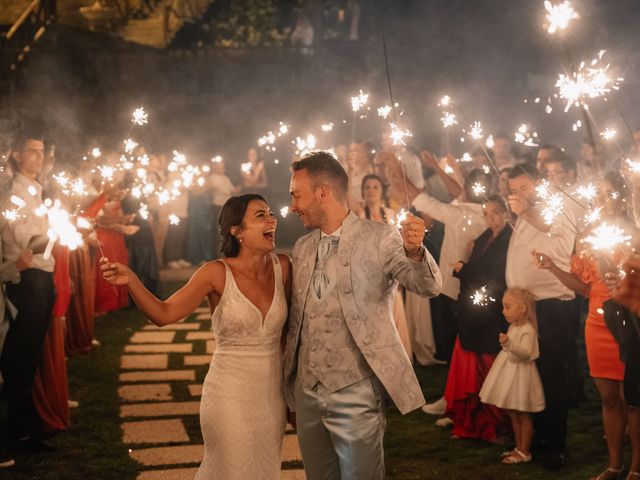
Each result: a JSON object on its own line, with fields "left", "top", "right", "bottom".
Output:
{"left": 535, "top": 172, "right": 634, "bottom": 480}
{"left": 94, "top": 189, "right": 132, "bottom": 315}
{"left": 32, "top": 245, "right": 71, "bottom": 435}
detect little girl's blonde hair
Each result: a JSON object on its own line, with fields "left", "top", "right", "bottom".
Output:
{"left": 504, "top": 288, "right": 538, "bottom": 332}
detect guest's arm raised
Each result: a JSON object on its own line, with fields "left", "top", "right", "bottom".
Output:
{"left": 101, "top": 258, "right": 222, "bottom": 326}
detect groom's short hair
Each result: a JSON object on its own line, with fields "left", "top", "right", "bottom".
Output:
{"left": 292, "top": 151, "right": 349, "bottom": 199}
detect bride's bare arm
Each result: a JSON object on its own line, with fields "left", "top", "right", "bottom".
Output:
{"left": 101, "top": 259, "right": 223, "bottom": 326}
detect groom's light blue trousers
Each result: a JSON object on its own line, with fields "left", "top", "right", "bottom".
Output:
{"left": 294, "top": 376, "right": 386, "bottom": 480}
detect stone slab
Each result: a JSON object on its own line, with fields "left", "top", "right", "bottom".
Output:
{"left": 195, "top": 313, "right": 210, "bottom": 321}
{"left": 120, "top": 401, "right": 201, "bottom": 418}
{"left": 281, "top": 434, "right": 302, "bottom": 462}
{"left": 120, "top": 370, "right": 196, "bottom": 383}
{"left": 121, "top": 354, "right": 168, "bottom": 370}
{"left": 143, "top": 323, "right": 201, "bottom": 331}
{"left": 194, "top": 307, "right": 210, "bottom": 314}
{"left": 122, "top": 419, "right": 189, "bottom": 444}
{"left": 125, "top": 344, "right": 193, "bottom": 353}
{"left": 130, "top": 331, "right": 176, "bottom": 344}
{"left": 282, "top": 471, "right": 307, "bottom": 480}
{"left": 206, "top": 340, "right": 216, "bottom": 354}
{"left": 185, "top": 332, "right": 214, "bottom": 341}
{"left": 137, "top": 468, "right": 199, "bottom": 480}
{"left": 187, "top": 384, "right": 202, "bottom": 397}
{"left": 130, "top": 444, "right": 204, "bottom": 466}
{"left": 118, "top": 384, "right": 173, "bottom": 402}
{"left": 183, "top": 355, "right": 212, "bottom": 366}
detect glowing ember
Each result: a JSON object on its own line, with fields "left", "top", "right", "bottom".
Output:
{"left": 241, "top": 162, "right": 253, "bottom": 174}
{"left": 584, "top": 223, "right": 632, "bottom": 251}
{"left": 132, "top": 107, "right": 148, "bottom": 126}
{"left": 91, "top": 147, "right": 102, "bottom": 158}
{"left": 544, "top": 0, "right": 579, "bottom": 34}
{"left": 124, "top": 139, "right": 138, "bottom": 154}
{"left": 351, "top": 90, "right": 370, "bottom": 112}
{"left": 389, "top": 123, "right": 413, "bottom": 146}
{"left": 600, "top": 128, "right": 617, "bottom": 141}
{"left": 377, "top": 105, "right": 392, "bottom": 119}
{"left": 469, "top": 121, "right": 484, "bottom": 140}
{"left": 441, "top": 112, "right": 458, "bottom": 128}
{"left": 471, "top": 286, "right": 496, "bottom": 307}
{"left": 168, "top": 214, "right": 180, "bottom": 225}
{"left": 472, "top": 182, "right": 486, "bottom": 198}
{"left": 321, "top": 123, "right": 334, "bottom": 132}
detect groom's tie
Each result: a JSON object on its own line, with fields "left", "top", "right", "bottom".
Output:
{"left": 312, "top": 235, "right": 338, "bottom": 300}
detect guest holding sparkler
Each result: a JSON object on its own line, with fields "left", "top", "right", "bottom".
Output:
{"left": 443, "top": 194, "right": 512, "bottom": 441}
{"left": 505, "top": 163, "right": 577, "bottom": 470}
{"left": 358, "top": 174, "right": 412, "bottom": 358}
{"left": 345, "top": 141, "right": 373, "bottom": 214}
{"left": 0, "top": 129, "right": 57, "bottom": 453}
{"left": 536, "top": 172, "right": 638, "bottom": 480}
{"left": 94, "top": 187, "right": 136, "bottom": 315}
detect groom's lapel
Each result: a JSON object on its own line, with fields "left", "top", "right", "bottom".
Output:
{"left": 295, "top": 230, "right": 320, "bottom": 310}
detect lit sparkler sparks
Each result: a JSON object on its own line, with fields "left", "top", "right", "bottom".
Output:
{"left": 575, "top": 183, "right": 597, "bottom": 201}
{"left": 279, "top": 206, "right": 289, "bottom": 218}
{"left": 441, "top": 112, "right": 458, "bottom": 128}
{"left": 600, "top": 128, "right": 617, "bottom": 141}
{"left": 544, "top": 0, "right": 579, "bottom": 34}
{"left": 471, "top": 286, "right": 496, "bottom": 307}
{"left": 389, "top": 123, "right": 413, "bottom": 146}
{"left": 124, "top": 138, "right": 139, "bottom": 154}
{"left": 132, "top": 107, "right": 148, "bottom": 126}
{"left": 211, "top": 155, "right": 222, "bottom": 164}
{"left": 555, "top": 50, "right": 623, "bottom": 112}
{"left": 2, "top": 209, "right": 21, "bottom": 222}
{"left": 377, "top": 105, "right": 392, "bottom": 119}
{"left": 321, "top": 123, "right": 334, "bottom": 132}
{"left": 541, "top": 192, "right": 564, "bottom": 225}
{"left": 584, "top": 207, "right": 602, "bottom": 226}
{"left": 584, "top": 223, "right": 632, "bottom": 251}
{"left": 293, "top": 134, "right": 317, "bottom": 155}
{"left": 91, "top": 147, "right": 102, "bottom": 158}
{"left": 351, "top": 90, "right": 370, "bottom": 112}
{"left": 438, "top": 95, "right": 452, "bottom": 107}
{"left": 138, "top": 203, "right": 149, "bottom": 220}
{"left": 472, "top": 182, "right": 486, "bottom": 198}
{"left": 168, "top": 214, "right": 180, "bottom": 225}
{"left": 241, "top": 162, "right": 253, "bottom": 174}
{"left": 513, "top": 124, "right": 540, "bottom": 147}
{"left": 468, "top": 122, "right": 484, "bottom": 140}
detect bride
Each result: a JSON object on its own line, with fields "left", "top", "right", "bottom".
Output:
{"left": 101, "top": 194, "right": 291, "bottom": 480}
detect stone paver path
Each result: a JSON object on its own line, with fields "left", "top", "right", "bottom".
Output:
{"left": 119, "top": 306, "right": 305, "bottom": 479}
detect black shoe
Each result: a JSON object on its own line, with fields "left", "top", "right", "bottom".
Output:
{"left": 544, "top": 453, "right": 566, "bottom": 471}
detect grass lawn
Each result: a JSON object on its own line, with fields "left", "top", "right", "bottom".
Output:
{"left": 1, "top": 281, "right": 619, "bottom": 479}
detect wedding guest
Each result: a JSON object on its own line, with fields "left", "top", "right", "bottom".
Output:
{"left": 186, "top": 178, "right": 214, "bottom": 266}
{"left": 480, "top": 288, "right": 545, "bottom": 465}
{"left": 163, "top": 169, "right": 190, "bottom": 269}
{"left": 241, "top": 147, "right": 268, "bottom": 192}
{"left": 0, "top": 130, "right": 56, "bottom": 452}
{"left": 346, "top": 141, "right": 373, "bottom": 214}
{"left": 535, "top": 172, "right": 636, "bottom": 480}
{"left": 444, "top": 194, "right": 512, "bottom": 441}
{"left": 210, "top": 158, "right": 239, "bottom": 259}
{"left": 358, "top": 174, "right": 412, "bottom": 358}
{"left": 493, "top": 133, "right": 518, "bottom": 170}
{"left": 506, "top": 163, "right": 577, "bottom": 470}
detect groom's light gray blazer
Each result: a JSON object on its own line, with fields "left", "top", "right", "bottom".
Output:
{"left": 283, "top": 212, "right": 442, "bottom": 414}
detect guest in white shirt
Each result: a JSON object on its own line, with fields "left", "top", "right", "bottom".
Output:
{"left": 505, "top": 163, "right": 578, "bottom": 471}
{"left": 0, "top": 130, "right": 57, "bottom": 452}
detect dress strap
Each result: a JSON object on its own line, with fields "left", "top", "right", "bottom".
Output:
{"left": 270, "top": 253, "right": 284, "bottom": 290}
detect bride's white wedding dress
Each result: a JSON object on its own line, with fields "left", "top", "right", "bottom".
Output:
{"left": 195, "top": 254, "right": 288, "bottom": 480}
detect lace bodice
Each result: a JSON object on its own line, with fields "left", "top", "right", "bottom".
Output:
{"left": 211, "top": 254, "right": 287, "bottom": 349}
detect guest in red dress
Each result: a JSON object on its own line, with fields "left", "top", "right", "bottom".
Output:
{"left": 65, "top": 192, "right": 106, "bottom": 356}
{"left": 32, "top": 244, "right": 71, "bottom": 434}
{"left": 94, "top": 189, "right": 133, "bottom": 315}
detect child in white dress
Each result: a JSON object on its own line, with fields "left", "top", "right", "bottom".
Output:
{"left": 479, "top": 288, "right": 545, "bottom": 464}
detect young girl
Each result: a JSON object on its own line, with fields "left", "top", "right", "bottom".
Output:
{"left": 479, "top": 288, "right": 545, "bottom": 464}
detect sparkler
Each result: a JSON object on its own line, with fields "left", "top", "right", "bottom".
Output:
{"left": 241, "top": 162, "right": 253, "bottom": 174}
{"left": 168, "top": 214, "right": 180, "bottom": 225}
{"left": 485, "top": 134, "right": 495, "bottom": 149}
{"left": 472, "top": 182, "right": 487, "bottom": 198}
{"left": 389, "top": 123, "right": 413, "bottom": 146}
{"left": 279, "top": 206, "right": 289, "bottom": 218}
{"left": 132, "top": 107, "right": 148, "bottom": 126}
{"left": 377, "top": 105, "right": 392, "bottom": 119}
{"left": 91, "top": 147, "right": 102, "bottom": 158}
{"left": 554, "top": 50, "right": 623, "bottom": 112}
{"left": 600, "top": 128, "right": 617, "bottom": 141}
{"left": 471, "top": 286, "right": 496, "bottom": 307}
{"left": 544, "top": 0, "right": 579, "bottom": 34}
{"left": 584, "top": 223, "right": 632, "bottom": 251}
{"left": 541, "top": 192, "right": 564, "bottom": 225}
{"left": 124, "top": 139, "right": 139, "bottom": 154}
{"left": 321, "top": 123, "right": 334, "bottom": 132}
{"left": 575, "top": 183, "right": 597, "bottom": 202}
{"left": 27, "top": 186, "right": 37, "bottom": 197}
{"left": 513, "top": 124, "right": 540, "bottom": 147}
{"left": 583, "top": 207, "right": 602, "bottom": 226}
{"left": 441, "top": 112, "right": 458, "bottom": 128}
{"left": 468, "top": 122, "right": 484, "bottom": 140}
{"left": 211, "top": 155, "right": 223, "bottom": 163}
{"left": 351, "top": 90, "right": 370, "bottom": 112}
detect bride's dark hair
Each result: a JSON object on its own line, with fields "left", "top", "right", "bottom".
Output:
{"left": 218, "top": 194, "right": 267, "bottom": 257}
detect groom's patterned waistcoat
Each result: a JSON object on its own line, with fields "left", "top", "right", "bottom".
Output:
{"left": 297, "top": 234, "right": 373, "bottom": 391}
{"left": 284, "top": 212, "right": 443, "bottom": 415}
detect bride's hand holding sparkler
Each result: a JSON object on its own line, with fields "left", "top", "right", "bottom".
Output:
{"left": 400, "top": 213, "right": 426, "bottom": 258}
{"left": 101, "top": 257, "right": 131, "bottom": 286}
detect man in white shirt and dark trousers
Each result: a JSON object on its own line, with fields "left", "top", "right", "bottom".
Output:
{"left": 506, "top": 163, "right": 578, "bottom": 470}
{"left": 0, "top": 130, "right": 56, "bottom": 453}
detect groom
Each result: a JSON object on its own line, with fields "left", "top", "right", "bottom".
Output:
{"left": 284, "top": 151, "right": 442, "bottom": 479}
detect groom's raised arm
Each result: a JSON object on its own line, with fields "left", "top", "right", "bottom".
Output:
{"left": 379, "top": 224, "right": 442, "bottom": 298}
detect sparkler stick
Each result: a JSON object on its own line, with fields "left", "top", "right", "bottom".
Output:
{"left": 382, "top": 35, "right": 411, "bottom": 210}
